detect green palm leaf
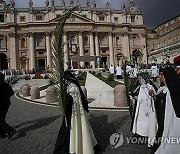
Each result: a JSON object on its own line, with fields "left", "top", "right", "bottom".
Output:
{"left": 50, "top": 7, "right": 77, "bottom": 118}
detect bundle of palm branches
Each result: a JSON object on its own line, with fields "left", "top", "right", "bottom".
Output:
{"left": 50, "top": 7, "right": 77, "bottom": 120}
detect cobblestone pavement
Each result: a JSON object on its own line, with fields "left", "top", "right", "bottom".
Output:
{"left": 0, "top": 96, "right": 151, "bottom": 154}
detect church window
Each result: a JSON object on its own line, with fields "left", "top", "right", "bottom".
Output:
{"left": 69, "top": 15, "right": 75, "bottom": 22}
{"left": 20, "top": 16, "right": 26, "bottom": 22}
{"left": 70, "top": 36, "right": 76, "bottom": 44}
{"left": 116, "top": 37, "right": 121, "bottom": 46}
{"left": 102, "top": 50, "right": 106, "bottom": 53}
{"left": 0, "top": 38, "right": 5, "bottom": 49}
{"left": 99, "top": 16, "right": 104, "bottom": 21}
{"left": 36, "top": 15, "right": 43, "bottom": 21}
{"left": 132, "top": 36, "right": 136, "bottom": 45}
{"left": 114, "top": 17, "right": 118, "bottom": 22}
{"left": 84, "top": 36, "right": 89, "bottom": 46}
{"left": 0, "top": 14, "right": 4, "bottom": 22}
{"left": 21, "top": 38, "right": 26, "bottom": 48}
{"left": 37, "top": 36, "right": 45, "bottom": 47}
{"left": 131, "top": 15, "right": 135, "bottom": 23}
{"left": 38, "top": 52, "right": 43, "bottom": 54}
{"left": 56, "top": 14, "right": 61, "bottom": 18}
{"left": 85, "top": 50, "right": 88, "bottom": 53}
{"left": 99, "top": 36, "right": 105, "bottom": 46}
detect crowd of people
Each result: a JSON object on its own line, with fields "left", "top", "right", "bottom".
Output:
{"left": 129, "top": 55, "right": 180, "bottom": 154}
{"left": 0, "top": 54, "right": 180, "bottom": 154}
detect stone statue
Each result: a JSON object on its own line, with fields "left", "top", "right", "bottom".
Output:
{"left": 77, "top": 0, "right": 80, "bottom": 6}
{"left": 70, "top": 0, "right": 73, "bottom": 6}
{"left": 121, "top": 2, "right": 126, "bottom": 9}
{"left": 51, "top": 0, "right": 54, "bottom": 6}
{"left": 45, "top": 0, "right": 49, "bottom": 7}
{"left": 10, "top": 0, "right": 15, "bottom": 8}
{"left": 92, "top": 1, "right": 96, "bottom": 8}
{"left": 130, "top": 0, "right": 135, "bottom": 6}
{"left": 61, "top": 0, "right": 65, "bottom": 6}
{"left": 106, "top": 1, "right": 110, "bottom": 9}
{"left": 86, "top": 0, "right": 90, "bottom": 7}
{"left": 29, "top": 0, "right": 33, "bottom": 8}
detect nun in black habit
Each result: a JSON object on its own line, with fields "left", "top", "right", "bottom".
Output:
{"left": 53, "top": 71, "right": 99, "bottom": 154}
{"left": 149, "top": 68, "right": 168, "bottom": 153}
{"left": 154, "top": 65, "right": 180, "bottom": 154}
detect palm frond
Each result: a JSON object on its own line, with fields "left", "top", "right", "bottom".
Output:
{"left": 50, "top": 7, "right": 77, "bottom": 117}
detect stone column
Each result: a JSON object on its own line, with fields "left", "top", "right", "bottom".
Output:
{"left": 46, "top": 32, "right": 52, "bottom": 69}
{"left": 95, "top": 32, "right": 100, "bottom": 68}
{"left": 89, "top": 31, "right": 95, "bottom": 68}
{"left": 9, "top": 33, "right": 17, "bottom": 69}
{"left": 63, "top": 32, "right": 68, "bottom": 70}
{"left": 78, "top": 31, "right": 84, "bottom": 67}
{"left": 122, "top": 32, "right": 130, "bottom": 61}
{"left": 141, "top": 34, "right": 148, "bottom": 64}
{"left": 29, "top": 32, "right": 36, "bottom": 70}
{"left": 109, "top": 32, "right": 114, "bottom": 67}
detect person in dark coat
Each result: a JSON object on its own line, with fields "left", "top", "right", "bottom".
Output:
{"left": 0, "top": 72, "right": 16, "bottom": 138}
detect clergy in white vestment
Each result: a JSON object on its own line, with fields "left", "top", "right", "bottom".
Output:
{"left": 126, "top": 65, "right": 131, "bottom": 75}
{"left": 109, "top": 65, "right": 114, "bottom": 74}
{"left": 151, "top": 64, "right": 158, "bottom": 82}
{"left": 154, "top": 56, "right": 180, "bottom": 154}
{"left": 129, "top": 66, "right": 138, "bottom": 78}
{"left": 132, "top": 75, "right": 157, "bottom": 145}
{"left": 115, "top": 64, "right": 123, "bottom": 79}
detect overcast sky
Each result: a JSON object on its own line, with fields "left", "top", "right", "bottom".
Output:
{"left": 4, "top": 0, "right": 180, "bottom": 28}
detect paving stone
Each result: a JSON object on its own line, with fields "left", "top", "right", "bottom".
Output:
{"left": 0, "top": 96, "right": 151, "bottom": 154}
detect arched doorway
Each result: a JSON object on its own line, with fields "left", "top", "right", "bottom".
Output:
{"left": 100, "top": 57, "right": 107, "bottom": 68}
{"left": 0, "top": 53, "right": 8, "bottom": 70}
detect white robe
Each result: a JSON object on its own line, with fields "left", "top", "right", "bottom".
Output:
{"left": 115, "top": 66, "right": 122, "bottom": 75}
{"left": 151, "top": 66, "right": 158, "bottom": 77}
{"left": 155, "top": 90, "right": 180, "bottom": 154}
{"left": 132, "top": 83, "right": 156, "bottom": 137}
{"left": 109, "top": 66, "right": 114, "bottom": 74}
{"left": 67, "top": 83, "right": 96, "bottom": 154}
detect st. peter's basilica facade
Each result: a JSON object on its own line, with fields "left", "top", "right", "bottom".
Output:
{"left": 0, "top": 0, "right": 148, "bottom": 70}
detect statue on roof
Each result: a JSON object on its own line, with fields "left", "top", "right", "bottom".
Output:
{"left": 51, "top": 0, "right": 54, "bottom": 7}
{"left": 106, "top": 1, "right": 110, "bottom": 9}
{"left": 92, "top": 1, "right": 96, "bottom": 8}
{"left": 61, "top": 0, "right": 65, "bottom": 6}
{"left": 70, "top": 0, "right": 73, "bottom": 6}
{"left": 9, "top": 0, "right": 15, "bottom": 8}
{"left": 29, "top": 0, "right": 33, "bottom": 8}
{"left": 45, "top": 0, "right": 49, "bottom": 7}
{"left": 77, "top": 0, "right": 81, "bottom": 7}
{"left": 121, "top": 2, "right": 126, "bottom": 9}
{"left": 10, "top": 0, "right": 15, "bottom": 7}
{"left": 86, "top": 0, "right": 90, "bottom": 7}
{"left": 130, "top": 0, "right": 135, "bottom": 6}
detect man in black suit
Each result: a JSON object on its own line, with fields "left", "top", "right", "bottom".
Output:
{"left": 0, "top": 72, "right": 16, "bottom": 138}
